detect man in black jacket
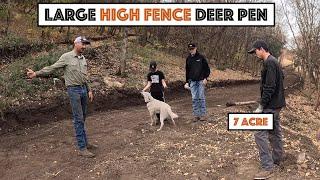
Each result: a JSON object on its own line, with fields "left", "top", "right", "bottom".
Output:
{"left": 248, "top": 40, "right": 286, "bottom": 180}
{"left": 185, "top": 43, "right": 210, "bottom": 122}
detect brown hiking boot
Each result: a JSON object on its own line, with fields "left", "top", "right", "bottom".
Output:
{"left": 186, "top": 117, "right": 200, "bottom": 124}
{"left": 79, "top": 148, "right": 95, "bottom": 158}
{"left": 87, "top": 143, "right": 98, "bottom": 150}
{"left": 188, "top": 117, "right": 200, "bottom": 123}
{"left": 254, "top": 169, "right": 274, "bottom": 179}
{"left": 199, "top": 116, "right": 207, "bottom": 121}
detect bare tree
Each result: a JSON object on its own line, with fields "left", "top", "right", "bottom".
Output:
{"left": 281, "top": 0, "right": 320, "bottom": 109}
{"left": 117, "top": 27, "right": 129, "bottom": 77}
{"left": 6, "top": 0, "right": 11, "bottom": 35}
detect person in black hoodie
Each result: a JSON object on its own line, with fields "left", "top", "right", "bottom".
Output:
{"left": 184, "top": 43, "right": 210, "bottom": 122}
{"left": 248, "top": 40, "right": 286, "bottom": 180}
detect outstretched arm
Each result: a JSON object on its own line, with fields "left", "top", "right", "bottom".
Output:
{"left": 35, "top": 56, "right": 67, "bottom": 77}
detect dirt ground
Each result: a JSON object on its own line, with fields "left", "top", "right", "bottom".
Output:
{"left": 0, "top": 69, "right": 319, "bottom": 180}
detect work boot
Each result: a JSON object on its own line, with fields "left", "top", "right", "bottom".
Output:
{"left": 199, "top": 116, "right": 207, "bottom": 121}
{"left": 274, "top": 153, "right": 286, "bottom": 167}
{"left": 79, "top": 148, "right": 95, "bottom": 158}
{"left": 186, "top": 117, "right": 199, "bottom": 124}
{"left": 207, "top": 117, "right": 215, "bottom": 123}
{"left": 254, "top": 169, "right": 274, "bottom": 179}
{"left": 87, "top": 143, "right": 98, "bottom": 150}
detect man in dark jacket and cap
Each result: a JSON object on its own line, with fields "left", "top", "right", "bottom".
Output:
{"left": 185, "top": 43, "right": 210, "bottom": 122}
{"left": 248, "top": 40, "right": 286, "bottom": 179}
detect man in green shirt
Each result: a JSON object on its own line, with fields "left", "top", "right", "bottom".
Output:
{"left": 27, "top": 36, "right": 97, "bottom": 158}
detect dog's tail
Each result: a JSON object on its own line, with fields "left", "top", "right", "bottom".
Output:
{"left": 169, "top": 111, "right": 178, "bottom": 119}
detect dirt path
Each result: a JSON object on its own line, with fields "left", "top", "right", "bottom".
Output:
{"left": 1, "top": 70, "right": 319, "bottom": 180}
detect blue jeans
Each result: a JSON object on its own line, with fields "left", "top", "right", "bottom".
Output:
{"left": 254, "top": 109, "right": 283, "bottom": 170}
{"left": 67, "top": 85, "right": 89, "bottom": 150}
{"left": 189, "top": 80, "right": 206, "bottom": 117}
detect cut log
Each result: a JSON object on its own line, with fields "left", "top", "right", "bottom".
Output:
{"left": 226, "top": 100, "right": 257, "bottom": 107}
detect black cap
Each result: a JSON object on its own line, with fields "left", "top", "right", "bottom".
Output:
{"left": 248, "top": 40, "right": 268, "bottom": 54}
{"left": 188, "top": 43, "right": 197, "bottom": 48}
{"left": 149, "top": 61, "right": 157, "bottom": 69}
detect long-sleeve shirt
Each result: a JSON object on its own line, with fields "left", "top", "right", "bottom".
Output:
{"left": 35, "top": 50, "right": 91, "bottom": 91}
{"left": 185, "top": 51, "right": 210, "bottom": 83}
{"left": 260, "top": 55, "right": 286, "bottom": 109}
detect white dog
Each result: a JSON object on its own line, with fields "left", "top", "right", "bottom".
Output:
{"left": 141, "top": 92, "right": 178, "bottom": 131}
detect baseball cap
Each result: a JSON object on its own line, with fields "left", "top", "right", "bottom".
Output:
{"left": 74, "top": 36, "right": 91, "bottom": 45}
{"left": 149, "top": 61, "right": 157, "bottom": 69}
{"left": 188, "top": 43, "right": 197, "bottom": 49}
{"left": 248, "top": 40, "right": 268, "bottom": 54}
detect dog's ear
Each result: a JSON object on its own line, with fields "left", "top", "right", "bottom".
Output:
{"left": 147, "top": 93, "right": 153, "bottom": 101}
{"left": 141, "top": 92, "right": 149, "bottom": 102}
{"left": 141, "top": 91, "right": 147, "bottom": 97}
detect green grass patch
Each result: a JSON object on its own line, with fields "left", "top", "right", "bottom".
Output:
{"left": 0, "top": 46, "right": 68, "bottom": 112}
{"left": 129, "top": 43, "right": 184, "bottom": 67}
{"left": 0, "top": 34, "right": 28, "bottom": 48}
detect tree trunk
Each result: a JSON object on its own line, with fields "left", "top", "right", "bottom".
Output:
{"left": 5, "top": 0, "right": 10, "bottom": 36}
{"left": 66, "top": 26, "right": 71, "bottom": 43}
{"left": 139, "top": 27, "right": 148, "bottom": 47}
{"left": 315, "top": 90, "right": 320, "bottom": 111}
{"left": 99, "top": 26, "right": 105, "bottom": 35}
{"left": 118, "top": 27, "right": 128, "bottom": 77}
